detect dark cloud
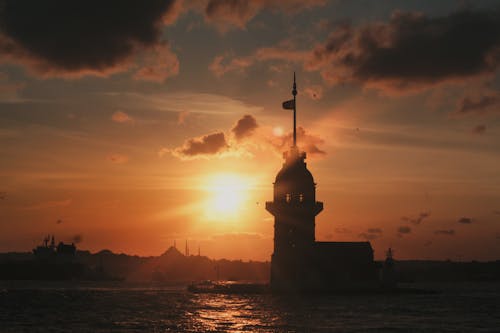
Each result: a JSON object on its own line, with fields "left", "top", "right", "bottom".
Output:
{"left": 0, "top": 0, "right": 180, "bottom": 78}
{"left": 204, "top": 0, "right": 325, "bottom": 30}
{"left": 456, "top": 93, "right": 500, "bottom": 115}
{"left": 72, "top": 234, "right": 83, "bottom": 244}
{"left": 435, "top": 229, "right": 456, "bottom": 236}
{"left": 173, "top": 132, "right": 228, "bottom": 158}
{"left": 270, "top": 126, "right": 326, "bottom": 157}
{"left": 471, "top": 125, "right": 487, "bottom": 135}
{"left": 305, "top": 9, "right": 500, "bottom": 93}
{"left": 397, "top": 226, "right": 412, "bottom": 235}
{"left": 458, "top": 217, "right": 473, "bottom": 224}
{"left": 232, "top": 114, "right": 258, "bottom": 141}
{"left": 359, "top": 228, "right": 383, "bottom": 240}
{"left": 401, "top": 212, "right": 431, "bottom": 225}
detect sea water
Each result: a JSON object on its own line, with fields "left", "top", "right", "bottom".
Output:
{"left": 1, "top": 281, "right": 499, "bottom": 332}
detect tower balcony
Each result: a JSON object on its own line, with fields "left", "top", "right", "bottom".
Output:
{"left": 266, "top": 201, "right": 323, "bottom": 217}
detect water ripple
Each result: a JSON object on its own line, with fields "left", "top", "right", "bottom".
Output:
{"left": 0, "top": 282, "right": 499, "bottom": 332}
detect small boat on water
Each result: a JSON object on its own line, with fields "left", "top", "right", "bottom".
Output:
{"left": 187, "top": 280, "right": 269, "bottom": 294}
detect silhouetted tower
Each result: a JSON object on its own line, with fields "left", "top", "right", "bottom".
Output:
{"left": 381, "top": 247, "right": 397, "bottom": 289}
{"left": 266, "top": 73, "right": 323, "bottom": 291}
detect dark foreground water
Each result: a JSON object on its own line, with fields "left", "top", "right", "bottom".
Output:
{"left": 1, "top": 282, "right": 499, "bottom": 332}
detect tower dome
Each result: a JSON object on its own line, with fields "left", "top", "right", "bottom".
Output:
{"left": 273, "top": 148, "right": 316, "bottom": 204}
{"left": 275, "top": 151, "right": 314, "bottom": 185}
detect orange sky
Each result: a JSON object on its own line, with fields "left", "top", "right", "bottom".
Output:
{"left": 0, "top": 0, "right": 499, "bottom": 261}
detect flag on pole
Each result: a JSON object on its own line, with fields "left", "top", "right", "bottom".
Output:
{"left": 282, "top": 99, "right": 295, "bottom": 110}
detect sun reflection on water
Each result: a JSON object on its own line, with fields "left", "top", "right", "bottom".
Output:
{"left": 187, "top": 294, "right": 281, "bottom": 332}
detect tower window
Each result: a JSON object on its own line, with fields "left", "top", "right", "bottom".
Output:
{"left": 285, "top": 193, "right": 291, "bottom": 203}
{"left": 299, "top": 193, "right": 304, "bottom": 202}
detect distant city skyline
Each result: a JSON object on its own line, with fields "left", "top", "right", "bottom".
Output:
{"left": 0, "top": 0, "right": 499, "bottom": 261}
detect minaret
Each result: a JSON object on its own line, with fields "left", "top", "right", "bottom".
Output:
{"left": 266, "top": 73, "right": 323, "bottom": 291}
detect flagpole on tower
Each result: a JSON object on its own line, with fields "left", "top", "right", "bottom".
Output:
{"left": 281, "top": 73, "right": 298, "bottom": 148}
{"left": 292, "top": 72, "right": 297, "bottom": 147}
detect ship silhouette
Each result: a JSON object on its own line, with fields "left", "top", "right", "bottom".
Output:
{"left": 0, "top": 235, "right": 121, "bottom": 281}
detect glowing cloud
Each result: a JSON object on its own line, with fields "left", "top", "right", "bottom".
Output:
{"left": 172, "top": 132, "right": 229, "bottom": 159}
{"left": 111, "top": 111, "right": 133, "bottom": 124}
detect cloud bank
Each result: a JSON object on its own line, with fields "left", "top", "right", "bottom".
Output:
{"left": 204, "top": 0, "right": 326, "bottom": 31}
{"left": 0, "top": 0, "right": 180, "bottom": 79}
{"left": 212, "top": 8, "right": 500, "bottom": 93}
{"left": 168, "top": 114, "right": 326, "bottom": 160}
{"left": 306, "top": 9, "right": 500, "bottom": 92}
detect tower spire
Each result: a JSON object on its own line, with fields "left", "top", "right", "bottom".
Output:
{"left": 282, "top": 72, "right": 298, "bottom": 149}
{"left": 292, "top": 72, "right": 297, "bottom": 147}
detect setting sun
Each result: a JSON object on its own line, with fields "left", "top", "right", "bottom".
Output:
{"left": 273, "top": 126, "right": 284, "bottom": 137}
{"left": 203, "top": 174, "right": 252, "bottom": 220}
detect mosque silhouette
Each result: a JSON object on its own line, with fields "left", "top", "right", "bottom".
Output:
{"left": 266, "top": 74, "right": 378, "bottom": 291}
